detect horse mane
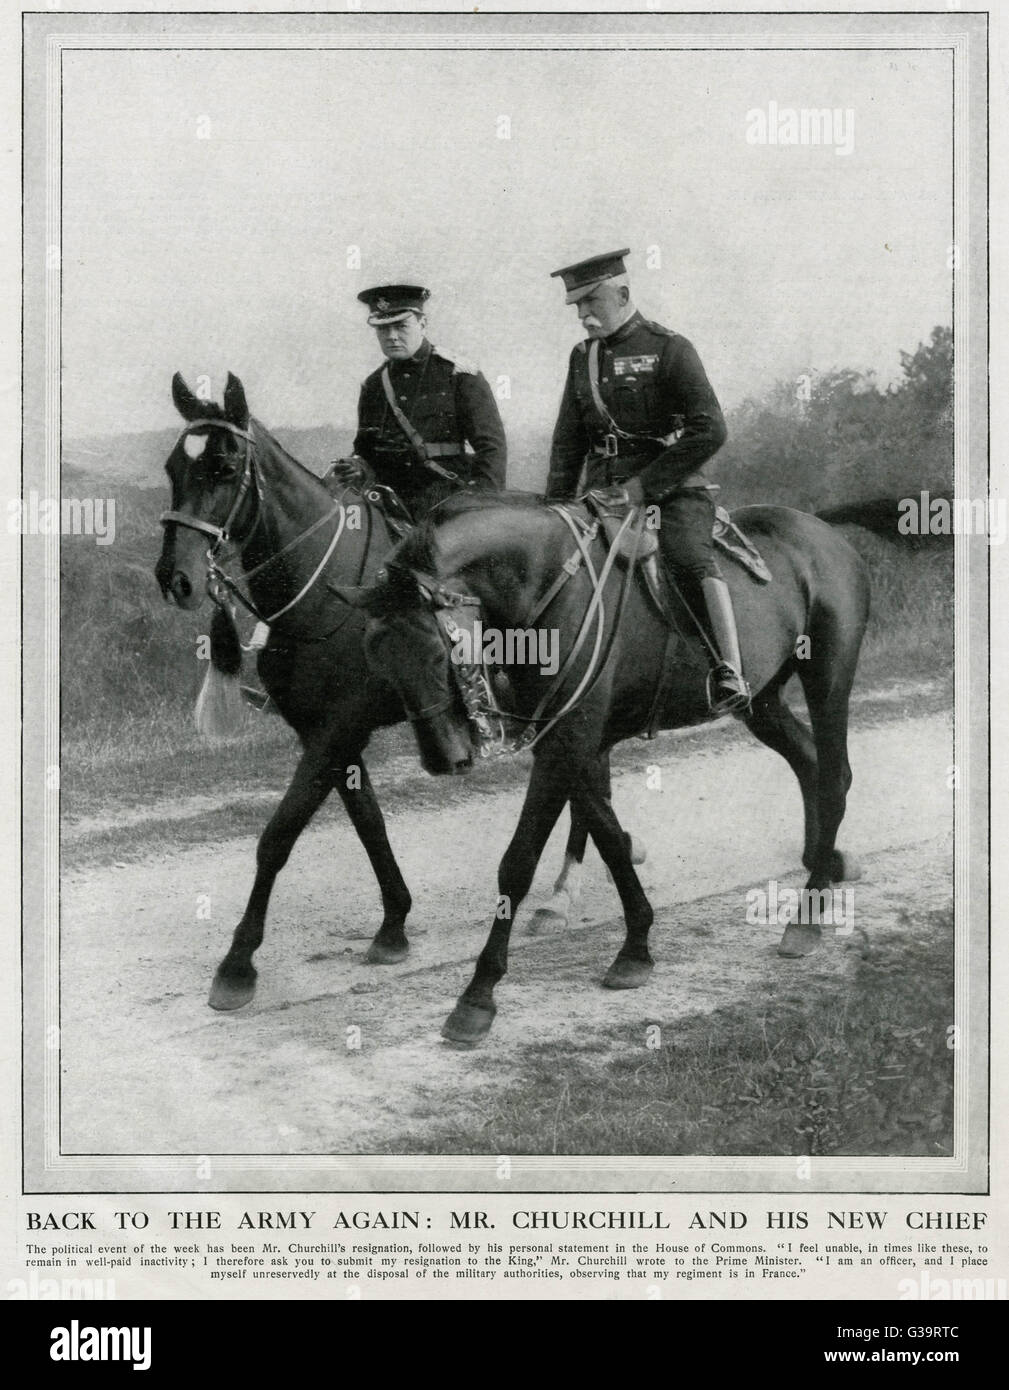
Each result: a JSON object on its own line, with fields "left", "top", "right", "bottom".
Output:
{"left": 396, "top": 488, "right": 549, "bottom": 575}
{"left": 250, "top": 417, "right": 333, "bottom": 493}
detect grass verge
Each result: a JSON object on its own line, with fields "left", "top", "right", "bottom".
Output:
{"left": 375, "top": 906, "right": 954, "bottom": 1157}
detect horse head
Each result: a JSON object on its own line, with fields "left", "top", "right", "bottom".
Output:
{"left": 349, "top": 562, "right": 475, "bottom": 777}
{"left": 155, "top": 372, "right": 257, "bottom": 610}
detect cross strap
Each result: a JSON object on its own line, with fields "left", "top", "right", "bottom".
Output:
{"left": 586, "top": 339, "right": 669, "bottom": 451}
{"left": 380, "top": 366, "right": 461, "bottom": 481}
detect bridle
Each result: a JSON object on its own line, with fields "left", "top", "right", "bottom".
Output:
{"left": 386, "top": 503, "right": 644, "bottom": 754}
{"left": 160, "top": 418, "right": 260, "bottom": 551}
{"left": 160, "top": 417, "right": 346, "bottom": 626}
{"left": 375, "top": 563, "right": 488, "bottom": 727}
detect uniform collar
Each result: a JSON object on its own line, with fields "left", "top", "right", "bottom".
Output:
{"left": 387, "top": 338, "right": 432, "bottom": 372}
{"left": 602, "top": 310, "right": 644, "bottom": 348}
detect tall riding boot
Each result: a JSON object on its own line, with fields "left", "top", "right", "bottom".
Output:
{"left": 699, "top": 576, "right": 752, "bottom": 716}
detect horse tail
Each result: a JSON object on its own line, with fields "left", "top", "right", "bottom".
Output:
{"left": 195, "top": 603, "right": 247, "bottom": 738}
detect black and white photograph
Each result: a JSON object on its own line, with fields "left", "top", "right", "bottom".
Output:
{"left": 4, "top": 2, "right": 1004, "bottom": 1311}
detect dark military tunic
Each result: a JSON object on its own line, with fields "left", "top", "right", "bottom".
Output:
{"left": 353, "top": 339, "right": 507, "bottom": 513}
{"left": 546, "top": 311, "right": 727, "bottom": 504}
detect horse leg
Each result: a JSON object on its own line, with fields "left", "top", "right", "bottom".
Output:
{"left": 442, "top": 752, "right": 571, "bottom": 1045}
{"left": 526, "top": 809, "right": 588, "bottom": 934}
{"left": 209, "top": 741, "right": 335, "bottom": 1010}
{"left": 778, "top": 638, "right": 861, "bottom": 959}
{"left": 569, "top": 756, "right": 655, "bottom": 990}
{"left": 528, "top": 752, "right": 645, "bottom": 934}
{"left": 331, "top": 757, "right": 412, "bottom": 964}
{"left": 744, "top": 671, "right": 821, "bottom": 868}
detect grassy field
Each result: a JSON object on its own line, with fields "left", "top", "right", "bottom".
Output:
{"left": 375, "top": 906, "right": 954, "bottom": 1157}
{"left": 60, "top": 525, "right": 953, "bottom": 831}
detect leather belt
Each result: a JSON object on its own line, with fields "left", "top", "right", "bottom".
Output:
{"left": 590, "top": 442, "right": 657, "bottom": 460}
{"left": 424, "top": 442, "right": 464, "bottom": 458}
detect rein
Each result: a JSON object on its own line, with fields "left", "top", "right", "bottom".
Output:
{"left": 405, "top": 504, "right": 644, "bottom": 754}
{"left": 160, "top": 418, "right": 346, "bottom": 627}
{"left": 518, "top": 506, "right": 642, "bottom": 750}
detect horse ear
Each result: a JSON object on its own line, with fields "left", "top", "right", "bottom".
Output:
{"left": 172, "top": 372, "right": 202, "bottom": 421}
{"left": 223, "top": 373, "right": 250, "bottom": 429}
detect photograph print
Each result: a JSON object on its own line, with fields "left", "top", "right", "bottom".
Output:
{"left": 20, "top": 8, "right": 987, "bottom": 1194}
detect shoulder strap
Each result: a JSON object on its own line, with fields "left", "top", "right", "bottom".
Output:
{"left": 431, "top": 345, "right": 479, "bottom": 374}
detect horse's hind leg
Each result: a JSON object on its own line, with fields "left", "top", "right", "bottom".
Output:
{"left": 443, "top": 751, "right": 571, "bottom": 1045}
{"left": 528, "top": 803, "right": 590, "bottom": 935}
{"left": 778, "top": 613, "right": 864, "bottom": 958}
{"left": 529, "top": 752, "right": 646, "bottom": 934}
{"left": 210, "top": 740, "right": 335, "bottom": 1010}
{"left": 745, "top": 671, "right": 821, "bottom": 869}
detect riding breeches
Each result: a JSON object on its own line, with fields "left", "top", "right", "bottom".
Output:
{"left": 655, "top": 488, "right": 722, "bottom": 585}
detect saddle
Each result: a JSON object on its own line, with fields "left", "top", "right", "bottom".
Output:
{"left": 585, "top": 491, "right": 772, "bottom": 584}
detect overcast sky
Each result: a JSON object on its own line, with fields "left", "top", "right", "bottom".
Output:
{"left": 61, "top": 44, "right": 952, "bottom": 441}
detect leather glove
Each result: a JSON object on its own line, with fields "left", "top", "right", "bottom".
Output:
{"left": 326, "top": 455, "right": 369, "bottom": 486}
{"left": 588, "top": 477, "right": 645, "bottom": 509}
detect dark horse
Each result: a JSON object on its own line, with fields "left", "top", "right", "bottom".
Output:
{"left": 154, "top": 372, "right": 596, "bottom": 1009}
{"left": 356, "top": 492, "right": 870, "bottom": 1044}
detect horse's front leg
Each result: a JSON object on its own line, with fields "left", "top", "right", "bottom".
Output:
{"left": 209, "top": 740, "right": 335, "bottom": 1010}
{"left": 332, "top": 756, "right": 412, "bottom": 964}
{"left": 442, "top": 752, "right": 571, "bottom": 1045}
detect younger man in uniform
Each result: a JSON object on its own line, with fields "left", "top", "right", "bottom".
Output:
{"left": 331, "top": 284, "right": 507, "bottom": 518}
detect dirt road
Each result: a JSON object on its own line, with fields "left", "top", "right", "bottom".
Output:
{"left": 60, "top": 704, "right": 952, "bottom": 1165}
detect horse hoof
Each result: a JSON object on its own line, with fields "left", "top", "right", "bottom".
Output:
{"left": 208, "top": 973, "right": 256, "bottom": 1011}
{"left": 602, "top": 958, "right": 653, "bottom": 990}
{"left": 830, "top": 851, "right": 862, "bottom": 883}
{"left": 630, "top": 836, "right": 647, "bottom": 866}
{"left": 365, "top": 939, "right": 409, "bottom": 965}
{"left": 777, "top": 923, "right": 822, "bottom": 959}
{"left": 441, "top": 1000, "right": 496, "bottom": 1046}
{"left": 527, "top": 906, "right": 568, "bottom": 935}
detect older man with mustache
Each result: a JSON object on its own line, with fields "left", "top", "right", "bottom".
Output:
{"left": 545, "top": 248, "right": 749, "bottom": 716}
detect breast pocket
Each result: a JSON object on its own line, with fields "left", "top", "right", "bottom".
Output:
{"left": 412, "top": 388, "right": 458, "bottom": 440}
{"left": 612, "top": 379, "right": 659, "bottom": 435}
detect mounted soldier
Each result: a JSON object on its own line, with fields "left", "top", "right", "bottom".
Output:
{"left": 545, "top": 248, "right": 751, "bottom": 716}
{"left": 329, "top": 283, "right": 508, "bottom": 518}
